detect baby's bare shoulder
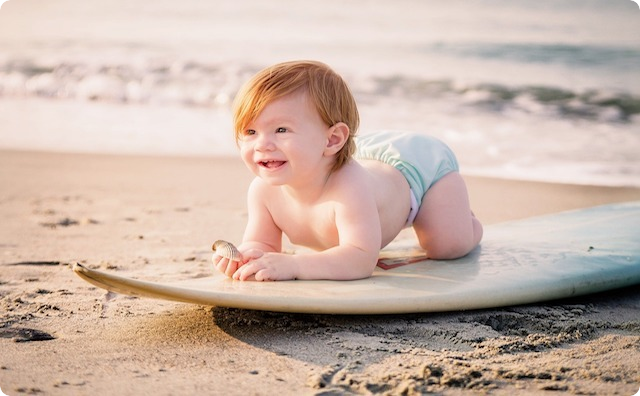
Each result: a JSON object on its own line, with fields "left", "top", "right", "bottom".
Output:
{"left": 323, "top": 165, "right": 365, "bottom": 195}
{"left": 332, "top": 161, "right": 371, "bottom": 185}
{"left": 248, "top": 176, "right": 277, "bottom": 193}
{"left": 247, "top": 177, "right": 283, "bottom": 206}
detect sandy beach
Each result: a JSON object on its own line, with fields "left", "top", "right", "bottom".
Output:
{"left": 1, "top": 149, "right": 639, "bottom": 395}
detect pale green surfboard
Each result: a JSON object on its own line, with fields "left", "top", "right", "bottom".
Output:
{"left": 73, "top": 201, "right": 640, "bottom": 314}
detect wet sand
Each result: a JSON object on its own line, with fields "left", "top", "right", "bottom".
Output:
{"left": 1, "top": 150, "right": 639, "bottom": 395}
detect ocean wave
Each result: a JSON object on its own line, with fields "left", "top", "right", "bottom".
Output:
{"left": 365, "top": 76, "right": 640, "bottom": 123}
{"left": 426, "top": 42, "right": 640, "bottom": 70}
{"left": 0, "top": 59, "right": 259, "bottom": 108}
{"left": 1, "top": 59, "right": 639, "bottom": 124}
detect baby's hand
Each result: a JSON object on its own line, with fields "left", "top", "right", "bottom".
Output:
{"left": 232, "top": 252, "right": 298, "bottom": 281}
{"left": 212, "top": 248, "right": 263, "bottom": 278}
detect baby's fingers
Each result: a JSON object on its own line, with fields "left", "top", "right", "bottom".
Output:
{"left": 253, "top": 268, "right": 276, "bottom": 282}
{"left": 212, "top": 254, "right": 240, "bottom": 278}
{"left": 232, "top": 262, "right": 260, "bottom": 281}
{"left": 212, "top": 254, "right": 227, "bottom": 273}
{"left": 223, "top": 259, "right": 242, "bottom": 278}
{"left": 232, "top": 262, "right": 276, "bottom": 282}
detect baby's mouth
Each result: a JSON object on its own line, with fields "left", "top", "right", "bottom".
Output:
{"left": 259, "top": 160, "right": 287, "bottom": 169}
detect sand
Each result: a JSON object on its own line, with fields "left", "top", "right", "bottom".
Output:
{"left": 1, "top": 149, "right": 639, "bottom": 396}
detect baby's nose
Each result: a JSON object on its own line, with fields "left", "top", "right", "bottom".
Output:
{"left": 255, "top": 134, "right": 275, "bottom": 151}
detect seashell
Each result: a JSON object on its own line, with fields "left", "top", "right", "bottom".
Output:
{"left": 212, "top": 240, "right": 241, "bottom": 261}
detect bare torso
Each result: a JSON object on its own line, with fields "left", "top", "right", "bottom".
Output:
{"left": 266, "top": 159, "right": 412, "bottom": 250}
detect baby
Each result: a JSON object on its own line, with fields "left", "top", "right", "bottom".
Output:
{"left": 213, "top": 60, "right": 483, "bottom": 281}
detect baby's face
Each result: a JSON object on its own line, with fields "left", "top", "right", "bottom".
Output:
{"left": 239, "top": 90, "right": 332, "bottom": 186}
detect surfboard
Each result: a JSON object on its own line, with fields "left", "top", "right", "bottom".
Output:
{"left": 73, "top": 201, "right": 640, "bottom": 314}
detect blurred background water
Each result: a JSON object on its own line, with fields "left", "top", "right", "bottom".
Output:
{"left": 0, "top": 0, "right": 639, "bottom": 186}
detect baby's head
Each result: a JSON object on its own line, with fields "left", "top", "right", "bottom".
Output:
{"left": 232, "top": 60, "right": 360, "bottom": 172}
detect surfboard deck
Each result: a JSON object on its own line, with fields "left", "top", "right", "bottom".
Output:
{"left": 73, "top": 201, "right": 640, "bottom": 314}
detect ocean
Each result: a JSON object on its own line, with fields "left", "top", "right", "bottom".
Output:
{"left": 1, "top": 0, "right": 639, "bottom": 186}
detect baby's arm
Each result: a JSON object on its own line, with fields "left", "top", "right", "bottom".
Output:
{"left": 212, "top": 178, "right": 282, "bottom": 277}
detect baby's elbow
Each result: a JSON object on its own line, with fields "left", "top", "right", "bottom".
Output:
{"left": 353, "top": 253, "right": 379, "bottom": 279}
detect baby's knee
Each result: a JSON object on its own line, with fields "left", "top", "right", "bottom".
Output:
{"left": 419, "top": 223, "right": 482, "bottom": 260}
{"left": 421, "top": 239, "right": 473, "bottom": 260}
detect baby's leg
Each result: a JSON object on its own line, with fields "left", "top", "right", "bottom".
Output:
{"left": 413, "top": 172, "right": 483, "bottom": 259}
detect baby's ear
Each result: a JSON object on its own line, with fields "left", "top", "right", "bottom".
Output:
{"left": 324, "top": 122, "right": 350, "bottom": 156}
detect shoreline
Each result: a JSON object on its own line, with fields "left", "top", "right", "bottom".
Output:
{"left": 1, "top": 149, "right": 639, "bottom": 395}
{"left": 3, "top": 148, "right": 639, "bottom": 224}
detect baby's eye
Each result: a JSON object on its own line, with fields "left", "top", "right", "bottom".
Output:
{"left": 275, "top": 127, "right": 287, "bottom": 133}
{"left": 244, "top": 129, "right": 256, "bottom": 136}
